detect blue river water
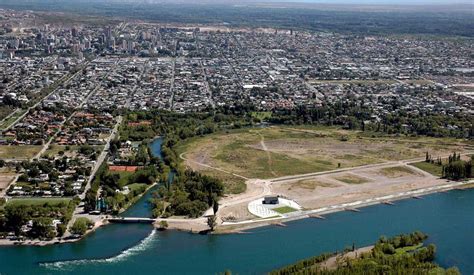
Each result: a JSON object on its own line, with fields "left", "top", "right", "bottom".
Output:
{"left": 0, "top": 138, "right": 472, "bottom": 274}
{"left": 149, "top": 137, "right": 163, "bottom": 160}
{"left": 0, "top": 189, "right": 473, "bottom": 274}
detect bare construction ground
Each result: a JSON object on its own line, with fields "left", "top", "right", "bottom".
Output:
{"left": 272, "top": 164, "right": 439, "bottom": 210}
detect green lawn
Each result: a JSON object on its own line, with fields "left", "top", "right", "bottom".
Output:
{"left": 410, "top": 162, "right": 443, "bottom": 177}
{"left": 273, "top": 206, "right": 298, "bottom": 214}
{"left": 0, "top": 109, "right": 27, "bottom": 130}
{"left": 7, "top": 197, "right": 72, "bottom": 207}
{"left": 110, "top": 171, "right": 135, "bottom": 187}
{"left": 251, "top": 111, "right": 272, "bottom": 121}
{"left": 126, "top": 183, "right": 148, "bottom": 192}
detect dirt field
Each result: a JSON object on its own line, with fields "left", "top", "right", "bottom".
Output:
{"left": 215, "top": 162, "right": 449, "bottom": 225}
{"left": 0, "top": 173, "right": 16, "bottom": 195}
{"left": 272, "top": 164, "right": 443, "bottom": 209}
{"left": 180, "top": 126, "right": 472, "bottom": 182}
{"left": 0, "top": 145, "right": 42, "bottom": 159}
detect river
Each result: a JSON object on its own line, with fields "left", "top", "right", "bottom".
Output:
{"left": 0, "top": 138, "right": 473, "bottom": 274}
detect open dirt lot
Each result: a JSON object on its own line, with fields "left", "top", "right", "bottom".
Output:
{"left": 272, "top": 164, "right": 443, "bottom": 209}
{"left": 180, "top": 126, "right": 472, "bottom": 182}
{"left": 0, "top": 145, "right": 42, "bottom": 159}
{"left": 0, "top": 173, "right": 16, "bottom": 195}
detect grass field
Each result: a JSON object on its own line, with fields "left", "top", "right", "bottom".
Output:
{"left": 7, "top": 197, "right": 72, "bottom": 207}
{"left": 250, "top": 112, "right": 272, "bottom": 122}
{"left": 410, "top": 162, "right": 443, "bottom": 177}
{"left": 0, "top": 145, "right": 42, "bottom": 159}
{"left": 273, "top": 206, "right": 297, "bottom": 214}
{"left": 192, "top": 168, "right": 247, "bottom": 194}
{"left": 126, "top": 183, "right": 148, "bottom": 192}
{"left": 180, "top": 126, "right": 470, "bottom": 181}
{"left": 334, "top": 174, "right": 370, "bottom": 184}
{"left": 110, "top": 171, "right": 135, "bottom": 187}
{"left": 42, "top": 145, "right": 79, "bottom": 157}
{"left": 288, "top": 179, "right": 336, "bottom": 190}
{"left": 380, "top": 166, "right": 417, "bottom": 178}
{"left": 0, "top": 109, "right": 26, "bottom": 130}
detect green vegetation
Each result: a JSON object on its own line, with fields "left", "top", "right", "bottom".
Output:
{"left": 273, "top": 206, "right": 297, "bottom": 214}
{"left": 334, "top": 174, "right": 369, "bottom": 185}
{"left": 0, "top": 197, "right": 79, "bottom": 239}
{"left": 0, "top": 108, "right": 26, "bottom": 130}
{"left": 207, "top": 215, "right": 217, "bottom": 231}
{"left": 0, "top": 145, "right": 42, "bottom": 159}
{"left": 413, "top": 152, "right": 473, "bottom": 180}
{"left": 93, "top": 165, "right": 158, "bottom": 214}
{"left": 153, "top": 170, "right": 223, "bottom": 218}
{"left": 6, "top": 198, "right": 71, "bottom": 207}
{"left": 158, "top": 220, "right": 168, "bottom": 231}
{"left": 70, "top": 217, "right": 94, "bottom": 236}
{"left": 271, "top": 231, "right": 459, "bottom": 275}
{"left": 380, "top": 166, "right": 417, "bottom": 178}
{"left": 119, "top": 111, "right": 242, "bottom": 218}
{"left": 411, "top": 161, "right": 443, "bottom": 177}
{"left": 42, "top": 145, "right": 77, "bottom": 158}
{"left": 250, "top": 111, "right": 272, "bottom": 122}
{"left": 289, "top": 179, "right": 335, "bottom": 190}
{"left": 181, "top": 125, "right": 470, "bottom": 180}
{"left": 442, "top": 153, "right": 473, "bottom": 180}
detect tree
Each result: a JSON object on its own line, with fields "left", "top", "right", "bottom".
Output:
{"left": 56, "top": 223, "right": 67, "bottom": 237}
{"left": 70, "top": 218, "right": 92, "bottom": 236}
{"left": 5, "top": 205, "right": 30, "bottom": 236}
{"left": 207, "top": 215, "right": 217, "bottom": 231}
{"left": 30, "top": 217, "right": 55, "bottom": 240}
{"left": 158, "top": 220, "right": 168, "bottom": 231}
{"left": 212, "top": 195, "right": 219, "bottom": 215}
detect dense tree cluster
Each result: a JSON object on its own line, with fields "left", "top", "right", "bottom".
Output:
{"left": 442, "top": 153, "right": 473, "bottom": 180}
{"left": 153, "top": 170, "right": 223, "bottom": 218}
{"left": 271, "top": 232, "right": 459, "bottom": 275}
{"left": 0, "top": 198, "right": 79, "bottom": 239}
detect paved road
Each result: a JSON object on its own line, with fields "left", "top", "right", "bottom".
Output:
{"left": 65, "top": 116, "right": 122, "bottom": 236}
{"left": 79, "top": 116, "right": 122, "bottom": 200}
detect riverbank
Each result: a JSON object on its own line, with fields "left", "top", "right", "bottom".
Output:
{"left": 213, "top": 179, "right": 474, "bottom": 234}
{"left": 0, "top": 182, "right": 158, "bottom": 247}
{"left": 0, "top": 217, "right": 109, "bottom": 247}
{"left": 149, "top": 179, "right": 474, "bottom": 234}
{"left": 319, "top": 245, "right": 374, "bottom": 270}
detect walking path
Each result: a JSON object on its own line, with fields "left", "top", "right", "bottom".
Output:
{"left": 221, "top": 179, "right": 474, "bottom": 227}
